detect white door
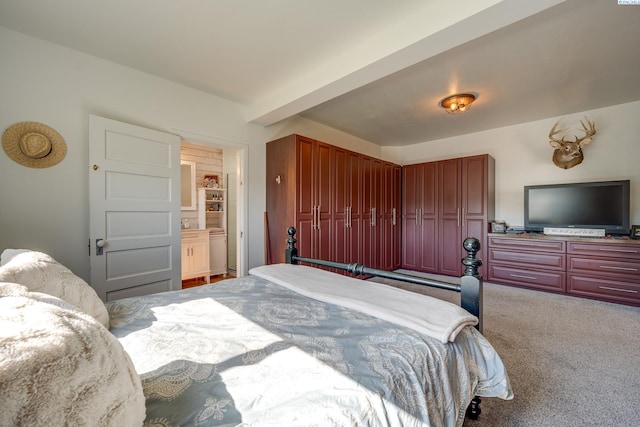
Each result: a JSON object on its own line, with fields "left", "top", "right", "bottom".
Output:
{"left": 89, "top": 115, "right": 181, "bottom": 301}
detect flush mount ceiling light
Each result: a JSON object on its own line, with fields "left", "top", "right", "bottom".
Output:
{"left": 439, "top": 93, "right": 477, "bottom": 114}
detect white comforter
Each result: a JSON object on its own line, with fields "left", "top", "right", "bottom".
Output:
{"left": 250, "top": 264, "right": 478, "bottom": 343}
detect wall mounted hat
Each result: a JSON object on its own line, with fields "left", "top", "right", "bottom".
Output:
{"left": 2, "top": 121, "right": 67, "bottom": 168}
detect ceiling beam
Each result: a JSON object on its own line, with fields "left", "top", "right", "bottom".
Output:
{"left": 246, "top": 0, "right": 566, "bottom": 127}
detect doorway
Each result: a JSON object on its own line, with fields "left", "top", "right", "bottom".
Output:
{"left": 177, "top": 132, "right": 248, "bottom": 280}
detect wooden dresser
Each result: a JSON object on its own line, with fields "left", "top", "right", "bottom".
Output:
{"left": 487, "top": 233, "right": 640, "bottom": 306}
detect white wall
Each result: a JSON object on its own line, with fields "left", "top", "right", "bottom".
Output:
{"left": 0, "top": 27, "right": 272, "bottom": 280}
{"left": 383, "top": 101, "right": 640, "bottom": 228}
{"left": 0, "top": 26, "right": 383, "bottom": 281}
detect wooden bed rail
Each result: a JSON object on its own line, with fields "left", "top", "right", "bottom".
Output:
{"left": 284, "top": 226, "right": 484, "bottom": 332}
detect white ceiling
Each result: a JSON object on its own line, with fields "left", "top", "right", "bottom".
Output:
{"left": 1, "top": 0, "right": 639, "bottom": 146}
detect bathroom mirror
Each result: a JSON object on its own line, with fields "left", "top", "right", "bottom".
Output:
{"left": 181, "top": 160, "right": 196, "bottom": 210}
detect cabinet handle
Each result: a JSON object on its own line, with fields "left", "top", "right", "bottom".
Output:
{"left": 371, "top": 207, "right": 376, "bottom": 227}
{"left": 457, "top": 208, "right": 460, "bottom": 228}
{"left": 510, "top": 273, "right": 538, "bottom": 280}
{"left": 348, "top": 206, "right": 352, "bottom": 228}
{"left": 317, "top": 205, "right": 321, "bottom": 230}
{"left": 416, "top": 209, "right": 419, "bottom": 226}
{"left": 392, "top": 208, "right": 396, "bottom": 226}
{"left": 598, "top": 265, "right": 638, "bottom": 272}
{"left": 598, "top": 248, "right": 639, "bottom": 254}
{"left": 598, "top": 286, "right": 638, "bottom": 294}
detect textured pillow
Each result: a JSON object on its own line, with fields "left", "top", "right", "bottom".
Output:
{"left": 0, "top": 250, "right": 109, "bottom": 328}
{"left": 0, "top": 294, "right": 146, "bottom": 426}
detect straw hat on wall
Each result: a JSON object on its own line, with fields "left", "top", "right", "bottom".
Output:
{"left": 2, "top": 121, "right": 67, "bottom": 168}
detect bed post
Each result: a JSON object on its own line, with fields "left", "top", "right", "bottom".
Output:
{"left": 460, "top": 237, "right": 483, "bottom": 333}
{"left": 285, "top": 227, "right": 298, "bottom": 264}
{"left": 461, "top": 237, "right": 483, "bottom": 421}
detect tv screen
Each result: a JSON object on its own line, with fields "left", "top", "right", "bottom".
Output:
{"left": 524, "top": 180, "right": 630, "bottom": 235}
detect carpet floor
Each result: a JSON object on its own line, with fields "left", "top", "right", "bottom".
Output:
{"left": 369, "top": 271, "right": 640, "bottom": 427}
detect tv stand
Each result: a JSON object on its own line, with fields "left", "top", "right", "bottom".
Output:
{"left": 487, "top": 233, "right": 640, "bottom": 306}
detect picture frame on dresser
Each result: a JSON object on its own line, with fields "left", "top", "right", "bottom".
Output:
{"left": 491, "top": 221, "right": 507, "bottom": 233}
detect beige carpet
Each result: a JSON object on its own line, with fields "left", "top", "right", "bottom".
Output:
{"left": 369, "top": 270, "right": 640, "bottom": 427}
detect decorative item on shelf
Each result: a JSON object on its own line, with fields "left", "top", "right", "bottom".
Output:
{"left": 439, "top": 93, "right": 476, "bottom": 114}
{"left": 548, "top": 116, "right": 596, "bottom": 169}
{"left": 203, "top": 174, "right": 220, "bottom": 188}
{"left": 490, "top": 220, "right": 507, "bottom": 233}
{"left": 2, "top": 121, "right": 67, "bottom": 168}
{"left": 630, "top": 225, "right": 640, "bottom": 239}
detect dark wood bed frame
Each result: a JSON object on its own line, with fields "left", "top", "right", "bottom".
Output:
{"left": 283, "top": 226, "right": 484, "bottom": 420}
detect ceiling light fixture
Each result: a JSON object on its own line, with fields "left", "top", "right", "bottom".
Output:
{"left": 439, "top": 93, "right": 477, "bottom": 114}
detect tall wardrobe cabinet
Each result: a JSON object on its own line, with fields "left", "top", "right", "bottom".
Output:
{"left": 266, "top": 134, "right": 401, "bottom": 270}
{"left": 402, "top": 154, "right": 494, "bottom": 276}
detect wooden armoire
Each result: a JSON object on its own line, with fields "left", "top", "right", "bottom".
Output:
{"left": 401, "top": 154, "right": 495, "bottom": 276}
{"left": 265, "top": 134, "right": 401, "bottom": 270}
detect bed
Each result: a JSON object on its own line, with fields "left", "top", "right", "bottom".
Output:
{"left": 0, "top": 229, "right": 512, "bottom": 427}
{"left": 107, "top": 228, "right": 512, "bottom": 427}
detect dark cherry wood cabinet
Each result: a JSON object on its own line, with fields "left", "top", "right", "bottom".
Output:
{"left": 402, "top": 162, "right": 438, "bottom": 272}
{"left": 438, "top": 158, "right": 462, "bottom": 276}
{"left": 488, "top": 234, "right": 640, "bottom": 306}
{"left": 381, "top": 163, "right": 402, "bottom": 271}
{"left": 402, "top": 154, "right": 494, "bottom": 276}
{"left": 266, "top": 134, "right": 400, "bottom": 271}
{"left": 488, "top": 235, "right": 567, "bottom": 293}
{"left": 567, "top": 241, "right": 640, "bottom": 306}
{"left": 332, "top": 147, "right": 362, "bottom": 269}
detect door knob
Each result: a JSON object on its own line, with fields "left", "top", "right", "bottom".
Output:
{"left": 96, "top": 239, "right": 106, "bottom": 255}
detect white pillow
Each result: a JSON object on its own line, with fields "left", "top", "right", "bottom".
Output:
{"left": 0, "top": 294, "right": 146, "bottom": 426}
{"left": 0, "top": 250, "right": 109, "bottom": 328}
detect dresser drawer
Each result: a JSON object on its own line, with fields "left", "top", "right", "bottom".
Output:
{"left": 489, "top": 236, "right": 565, "bottom": 253}
{"left": 489, "top": 264, "right": 565, "bottom": 292}
{"left": 568, "top": 256, "right": 640, "bottom": 278}
{"left": 568, "top": 275, "right": 640, "bottom": 306}
{"left": 489, "top": 248, "right": 565, "bottom": 270}
{"left": 567, "top": 242, "right": 640, "bottom": 261}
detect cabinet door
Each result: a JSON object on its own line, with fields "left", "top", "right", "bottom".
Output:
{"left": 209, "top": 234, "right": 227, "bottom": 275}
{"left": 315, "top": 141, "right": 332, "bottom": 262}
{"left": 462, "top": 155, "right": 492, "bottom": 276}
{"left": 348, "top": 152, "right": 362, "bottom": 265}
{"left": 296, "top": 137, "right": 332, "bottom": 260}
{"left": 419, "top": 163, "right": 438, "bottom": 272}
{"left": 190, "top": 237, "right": 210, "bottom": 276}
{"left": 370, "top": 159, "right": 383, "bottom": 269}
{"left": 381, "top": 162, "right": 401, "bottom": 271}
{"left": 332, "top": 147, "right": 349, "bottom": 265}
{"left": 438, "top": 159, "right": 462, "bottom": 276}
{"left": 393, "top": 165, "right": 402, "bottom": 269}
{"left": 181, "top": 241, "right": 191, "bottom": 277}
{"left": 401, "top": 163, "right": 437, "bottom": 272}
{"left": 296, "top": 137, "right": 315, "bottom": 258}
{"left": 360, "top": 156, "right": 374, "bottom": 267}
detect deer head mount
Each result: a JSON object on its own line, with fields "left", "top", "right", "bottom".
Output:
{"left": 548, "top": 117, "right": 596, "bottom": 169}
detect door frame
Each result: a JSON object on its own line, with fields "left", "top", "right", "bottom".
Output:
{"left": 172, "top": 128, "right": 249, "bottom": 278}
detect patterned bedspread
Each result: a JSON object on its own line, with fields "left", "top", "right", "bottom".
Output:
{"left": 107, "top": 274, "right": 512, "bottom": 427}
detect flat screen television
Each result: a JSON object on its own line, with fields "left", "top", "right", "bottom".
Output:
{"left": 524, "top": 180, "right": 630, "bottom": 235}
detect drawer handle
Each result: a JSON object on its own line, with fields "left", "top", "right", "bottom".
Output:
{"left": 510, "top": 273, "right": 538, "bottom": 280}
{"left": 599, "top": 265, "right": 638, "bottom": 272}
{"left": 598, "top": 286, "right": 638, "bottom": 294}
{"left": 598, "top": 248, "right": 639, "bottom": 254}
{"left": 509, "top": 256, "right": 538, "bottom": 262}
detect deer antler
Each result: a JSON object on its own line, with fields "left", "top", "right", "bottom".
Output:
{"left": 548, "top": 120, "right": 568, "bottom": 144}
{"left": 577, "top": 117, "right": 596, "bottom": 143}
